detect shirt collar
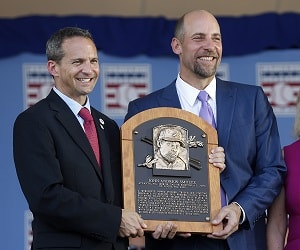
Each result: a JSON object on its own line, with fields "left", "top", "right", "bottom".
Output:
{"left": 53, "top": 87, "right": 91, "bottom": 116}
{"left": 176, "top": 74, "right": 216, "bottom": 105}
{"left": 204, "top": 78, "right": 216, "bottom": 103}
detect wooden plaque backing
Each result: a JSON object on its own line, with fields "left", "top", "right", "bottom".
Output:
{"left": 121, "top": 107, "right": 222, "bottom": 233}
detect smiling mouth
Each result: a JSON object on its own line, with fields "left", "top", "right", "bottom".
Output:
{"left": 77, "top": 78, "right": 93, "bottom": 83}
{"left": 198, "top": 56, "right": 215, "bottom": 61}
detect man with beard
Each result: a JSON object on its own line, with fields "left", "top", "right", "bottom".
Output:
{"left": 124, "top": 9, "right": 286, "bottom": 250}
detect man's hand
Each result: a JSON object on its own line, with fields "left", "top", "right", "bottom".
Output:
{"left": 207, "top": 202, "right": 241, "bottom": 239}
{"left": 151, "top": 222, "right": 179, "bottom": 239}
{"left": 152, "top": 222, "right": 192, "bottom": 239}
{"left": 209, "top": 146, "right": 226, "bottom": 173}
{"left": 119, "top": 209, "right": 147, "bottom": 238}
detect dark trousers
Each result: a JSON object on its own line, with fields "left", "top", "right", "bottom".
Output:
{"left": 145, "top": 234, "right": 230, "bottom": 250}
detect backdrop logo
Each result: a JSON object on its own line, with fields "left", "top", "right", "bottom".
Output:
{"left": 101, "top": 64, "right": 151, "bottom": 117}
{"left": 257, "top": 62, "right": 300, "bottom": 116}
{"left": 23, "top": 63, "right": 54, "bottom": 109}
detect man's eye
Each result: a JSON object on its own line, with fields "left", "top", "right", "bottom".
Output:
{"left": 213, "top": 36, "right": 221, "bottom": 42}
{"left": 193, "top": 36, "right": 204, "bottom": 40}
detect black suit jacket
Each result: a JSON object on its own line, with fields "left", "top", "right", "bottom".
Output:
{"left": 125, "top": 78, "right": 286, "bottom": 250}
{"left": 13, "top": 90, "right": 127, "bottom": 250}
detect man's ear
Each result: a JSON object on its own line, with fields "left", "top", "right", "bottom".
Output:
{"left": 47, "top": 60, "right": 59, "bottom": 77}
{"left": 171, "top": 37, "right": 182, "bottom": 55}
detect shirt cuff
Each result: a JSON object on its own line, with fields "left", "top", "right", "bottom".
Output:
{"left": 231, "top": 201, "right": 246, "bottom": 224}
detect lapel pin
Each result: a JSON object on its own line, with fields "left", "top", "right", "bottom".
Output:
{"left": 99, "top": 119, "right": 105, "bottom": 130}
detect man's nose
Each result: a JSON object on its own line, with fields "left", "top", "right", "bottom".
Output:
{"left": 82, "top": 62, "right": 93, "bottom": 73}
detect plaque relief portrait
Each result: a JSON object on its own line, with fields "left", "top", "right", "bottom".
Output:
{"left": 153, "top": 125, "right": 189, "bottom": 171}
{"left": 137, "top": 122, "right": 206, "bottom": 177}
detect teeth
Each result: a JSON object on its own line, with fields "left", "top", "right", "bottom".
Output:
{"left": 78, "top": 78, "right": 91, "bottom": 82}
{"left": 200, "top": 57, "right": 213, "bottom": 61}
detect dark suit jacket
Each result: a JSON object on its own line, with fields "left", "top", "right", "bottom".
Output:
{"left": 124, "top": 78, "right": 286, "bottom": 250}
{"left": 13, "top": 90, "right": 127, "bottom": 250}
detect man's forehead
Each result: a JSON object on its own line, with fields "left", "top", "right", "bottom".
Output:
{"left": 184, "top": 12, "right": 220, "bottom": 34}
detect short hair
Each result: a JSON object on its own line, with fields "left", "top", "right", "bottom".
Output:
{"left": 46, "top": 27, "right": 94, "bottom": 63}
{"left": 174, "top": 14, "right": 186, "bottom": 42}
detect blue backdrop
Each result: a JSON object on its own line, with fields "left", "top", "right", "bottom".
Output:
{"left": 1, "top": 13, "right": 300, "bottom": 59}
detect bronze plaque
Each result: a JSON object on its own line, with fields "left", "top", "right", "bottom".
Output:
{"left": 121, "top": 107, "right": 222, "bottom": 233}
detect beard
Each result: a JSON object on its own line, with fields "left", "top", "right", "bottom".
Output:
{"left": 193, "top": 60, "right": 218, "bottom": 78}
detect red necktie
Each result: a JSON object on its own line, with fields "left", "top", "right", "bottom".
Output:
{"left": 78, "top": 108, "right": 101, "bottom": 166}
{"left": 198, "top": 91, "right": 226, "bottom": 206}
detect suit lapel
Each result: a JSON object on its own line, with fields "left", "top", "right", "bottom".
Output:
{"left": 47, "top": 90, "right": 103, "bottom": 181}
{"left": 216, "top": 78, "right": 237, "bottom": 149}
{"left": 92, "top": 110, "right": 114, "bottom": 201}
{"left": 215, "top": 79, "right": 239, "bottom": 197}
{"left": 158, "top": 81, "right": 182, "bottom": 108}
